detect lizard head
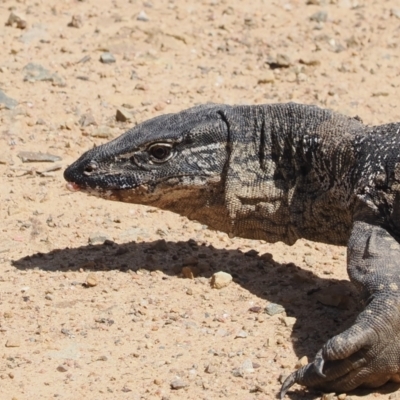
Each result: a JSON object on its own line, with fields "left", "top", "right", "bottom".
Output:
{"left": 64, "top": 104, "right": 232, "bottom": 221}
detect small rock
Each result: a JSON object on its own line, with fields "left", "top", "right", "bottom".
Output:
{"left": 281, "top": 316, "right": 296, "bottom": 327}
{"left": 338, "top": 394, "right": 347, "bottom": 400}
{"left": 17, "top": 151, "right": 62, "bottom": 163}
{"left": 85, "top": 272, "right": 98, "bottom": 287}
{"left": 299, "top": 57, "right": 321, "bottom": 66}
{"left": 135, "top": 83, "right": 148, "bottom": 91}
{"left": 266, "top": 54, "right": 291, "bottom": 69}
{"left": 279, "top": 372, "right": 290, "bottom": 384}
{"left": 322, "top": 393, "right": 336, "bottom": 400}
{"left": 241, "top": 359, "right": 255, "bottom": 373}
{"left": 154, "top": 102, "right": 166, "bottom": 111}
{"left": 5, "top": 12, "right": 27, "bottom": 29}
{"left": 88, "top": 232, "right": 110, "bottom": 245}
{"left": 0, "top": 90, "right": 18, "bottom": 110}
{"left": 258, "top": 70, "right": 275, "bottom": 84}
{"left": 210, "top": 271, "right": 232, "bottom": 289}
{"left": 205, "top": 364, "right": 217, "bottom": 374}
{"left": 116, "top": 108, "right": 134, "bottom": 122}
{"left": 391, "top": 8, "right": 400, "bottom": 19}
{"left": 310, "top": 11, "right": 328, "bottom": 23}
{"left": 151, "top": 239, "right": 169, "bottom": 252}
{"left": 23, "top": 63, "right": 64, "bottom": 86}
{"left": 68, "top": 15, "right": 83, "bottom": 28}
{"left": 20, "top": 26, "right": 49, "bottom": 44}
{"left": 295, "top": 355, "right": 308, "bottom": 368}
{"left": 260, "top": 252, "right": 273, "bottom": 261}
{"left": 56, "top": 365, "right": 68, "bottom": 372}
{"left": 170, "top": 378, "right": 188, "bottom": 390}
{"left": 265, "top": 303, "right": 285, "bottom": 316}
{"left": 79, "top": 112, "right": 97, "bottom": 127}
{"left": 235, "top": 330, "right": 248, "bottom": 339}
{"left": 137, "top": 10, "right": 149, "bottom": 21}
{"left": 5, "top": 339, "right": 21, "bottom": 348}
{"left": 304, "top": 255, "right": 317, "bottom": 267}
{"left": 100, "top": 52, "right": 116, "bottom": 64}
{"left": 182, "top": 266, "right": 199, "bottom": 279}
{"left": 90, "top": 125, "right": 113, "bottom": 139}
{"left": 244, "top": 249, "right": 259, "bottom": 257}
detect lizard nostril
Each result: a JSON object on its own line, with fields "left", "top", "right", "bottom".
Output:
{"left": 83, "top": 161, "right": 99, "bottom": 176}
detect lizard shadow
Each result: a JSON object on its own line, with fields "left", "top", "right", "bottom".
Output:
{"left": 12, "top": 238, "right": 396, "bottom": 399}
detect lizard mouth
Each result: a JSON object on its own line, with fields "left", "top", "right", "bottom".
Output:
{"left": 66, "top": 182, "right": 81, "bottom": 192}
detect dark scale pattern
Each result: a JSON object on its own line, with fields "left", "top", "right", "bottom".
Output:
{"left": 64, "top": 102, "right": 400, "bottom": 395}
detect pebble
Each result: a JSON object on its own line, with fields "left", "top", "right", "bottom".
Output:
{"left": 85, "top": 272, "right": 98, "bottom": 287}
{"left": 300, "top": 57, "right": 321, "bottom": 66}
{"left": 391, "top": 8, "right": 400, "bottom": 19}
{"left": 154, "top": 102, "right": 166, "bottom": 111}
{"left": 5, "top": 339, "right": 21, "bottom": 348}
{"left": 137, "top": 11, "right": 149, "bottom": 21}
{"left": 116, "top": 108, "right": 134, "bottom": 122}
{"left": 17, "top": 151, "right": 62, "bottom": 163}
{"left": 338, "top": 394, "right": 347, "bottom": 400}
{"left": 88, "top": 232, "right": 110, "bottom": 244}
{"left": 265, "top": 303, "right": 285, "bottom": 316}
{"left": 68, "top": 15, "right": 83, "bottom": 28}
{"left": 23, "top": 63, "right": 64, "bottom": 86}
{"left": 170, "top": 378, "right": 188, "bottom": 389}
{"left": 240, "top": 359, "right": 254, "bottom": 373}
{"left": 100, "top": 52, "right": 116, "bottom": 64}
{"left": 151, "top": 239, "right": 169, "bottom": 252}
{"left": 258, "top": 70, "right": 275, "bottom": 84}
{"left": 260, "top": 252, "right": 273, "bottom": 261}
{"left": 295, "top": 355, "right": 308, "bottom": 368}
{"left": 322, "top": 393, "right": 336, "bottom": 400}
{"left": 5, "top": 12, "right": 27, "bottom": 29}
{"left": 210, "top": 271, "right": 232, "bottom": 289}
{"left": 266, "top": 54, "right": 291, "bottom": 69}
{"left": 56, "top": 365, "right": 68, "bottom": 372}
{"left": 281, "top": 316, "right": 296, "bottom": 327}
{"left": 235, "top": 330, "right": 248, "bottom": 339}
{"left": 0, "top": 90, "right": 18, "bottom": 110}
{"left": 135, "top": 83, "right": 149, "bottom": 91}
{"left": 310, "top": 11, "right": 328, "bottom": 23}
{"left": 20, "top": 26, "right": 49, "bottom": 44}
{"left": 182, "top": 266, "right": 199, "bottom": 279}
{"left": 90, "top": 125, "right": 113, "bottom": 139}
{"left": 205, "top": 364, "right": 217, "bottom": 374}
{"left": 304, "top": 255, "right": 317, "bottom": 267}
{"left": 79, "top": 112, "right": 97, "bottom": 127}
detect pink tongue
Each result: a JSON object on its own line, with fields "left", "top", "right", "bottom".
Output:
{"left": 66, "top": 182, "right": 81, "bottom": 192}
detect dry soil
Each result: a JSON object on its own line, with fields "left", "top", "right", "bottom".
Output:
{"left": 1, "top": 0, "right": 400, "bottom": 399}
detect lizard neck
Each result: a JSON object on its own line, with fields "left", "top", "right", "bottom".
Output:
{"left": 223, "top": 103, "right": 363, "bottom": 245}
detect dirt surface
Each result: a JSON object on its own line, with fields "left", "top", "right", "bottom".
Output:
{"left": 2, "top": 0, "right": 400, "bottom": 399}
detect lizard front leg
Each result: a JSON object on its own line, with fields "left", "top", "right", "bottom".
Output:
{"left": 281, "top": 220, "right": 400, "bottom": 396}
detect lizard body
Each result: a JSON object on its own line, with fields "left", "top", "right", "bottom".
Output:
{"left": 64, "top": 103, "right": 400, "bottom": 395}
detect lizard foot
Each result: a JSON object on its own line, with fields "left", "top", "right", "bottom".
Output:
{"left": 280, "top": 294, "right": 400, "bottom": 398}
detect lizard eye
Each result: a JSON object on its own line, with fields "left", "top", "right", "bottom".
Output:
{"left": 148, "top": 143, "right": 173, "bottom": 163}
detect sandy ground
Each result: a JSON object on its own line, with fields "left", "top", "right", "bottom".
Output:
{"left": 2, "top": 0, "right": 400, "bottom": 399}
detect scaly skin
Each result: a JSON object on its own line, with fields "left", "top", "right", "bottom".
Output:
{"left": 64, "top": 102, "right": 400, "bottom": 396}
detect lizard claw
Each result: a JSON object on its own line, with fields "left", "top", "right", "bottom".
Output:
{"left": 313, "top": 349, "right": 326, "bottom": 378}
{"left": 280, "top": 371, "right": 297, "bottom": 399}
